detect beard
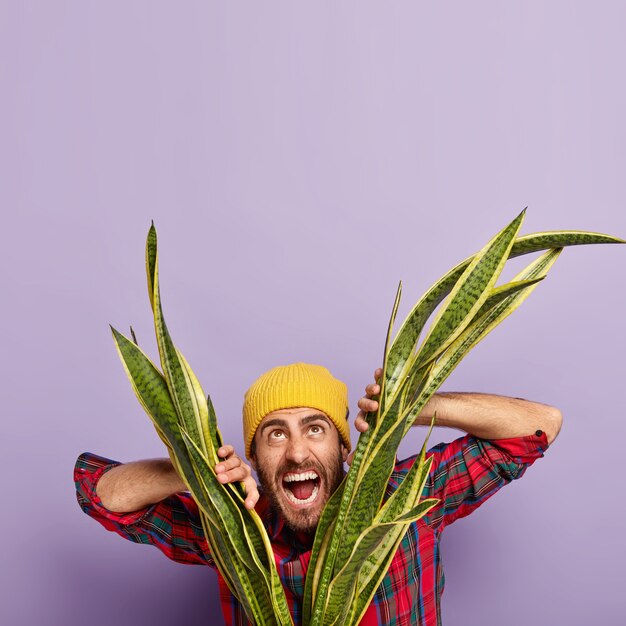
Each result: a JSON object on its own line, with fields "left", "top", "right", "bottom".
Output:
{"left": 256, "top": 447, "right": 345, "bottom": 533}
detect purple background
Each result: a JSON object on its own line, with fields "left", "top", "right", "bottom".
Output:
{"left": 2, "top": 2, "right": 625, "bottom": 625}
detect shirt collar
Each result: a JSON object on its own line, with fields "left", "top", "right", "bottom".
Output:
{"left": 257, "top": 494, "right": 315, "bottom": 551}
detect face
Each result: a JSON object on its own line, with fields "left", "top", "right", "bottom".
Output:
{"left": 250, "top": 407, "right": 348, "bottom": 533}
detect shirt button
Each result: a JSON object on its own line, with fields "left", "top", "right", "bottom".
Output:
{"left": 535, "top": 430, "right": 543, "bottom": 437}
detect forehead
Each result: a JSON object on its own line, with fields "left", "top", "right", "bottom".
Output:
{"left": 257, "top": 407, "right": 335, "bottom": 430}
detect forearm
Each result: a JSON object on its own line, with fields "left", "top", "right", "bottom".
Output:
{"left": 416, "top": 391, "right": 562, "bottom": 445}
{"left": 96, "top": 458, "right": 187, "bottom": 513}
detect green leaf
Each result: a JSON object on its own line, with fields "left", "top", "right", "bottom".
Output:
{"left": 378, "top": 281, "right": 402, "bottom": 416}
{"left": 176, "top": 348, "right": 216, "bottom": 463}
{"left": 384, "top": 229, "right": 623, "bottom": 404}
{"left": 345, "top": 500, "right": 438, "bottom": 626}
{"left": 207, "top": 394, "right": 224, "bottom": 450}
{"left": 402, "top": 248, "right": 563, "bottom": 436}
{"left": 181, "top": 429, "right": 293, "bottom": 625}
{"left": 480, "top": 276, "right": 545, "bottom": 310}
{"left": 346, "top": 453, "right": 437, "bottom": 620}
{"left": 376, "top": 455, "right": 434, "bottom": 525}
{"left": 306, "top": 221, "right": 614, "bottom": 625}
{"left": 110, "top": 326, "right": 202, "bottom": 494}
{"left": 147, "top": 231, "right": 213, "bottom": 462}
{"left": 413, "top": 210, "right": 526, "bottom": 370}
{"left": 330, "top": 398, "right": 437, "bottom": 584}
{"left": 322, "top": 521, "right": 403, "bottom": 624}
{"left": 302, "top": 480, "right": 345, "bottom": 621}
{"left": 308, "top": 422, "right": 377, "bottom": 623}
{"left": 510, "top": 230, "right": 624, "bottom": 254}
{"left": 119, "top": 224, "right": 294, "bottom": 626}
{"left": 309, "top": 282, "right": 419, "bottom": 623}
{"left": 146, "top": 221, "right": 157, "bottom": 312}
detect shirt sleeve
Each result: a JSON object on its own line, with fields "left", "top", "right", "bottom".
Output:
{"left": 74, "top": 452, "right": 213, "bottom": 567}
{"left": 390, "top": 431, "right": 549, "bottom": 532}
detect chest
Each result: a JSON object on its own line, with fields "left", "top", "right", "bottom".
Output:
{"left": 266, "top": 521, "right": 440, "bottom": 625}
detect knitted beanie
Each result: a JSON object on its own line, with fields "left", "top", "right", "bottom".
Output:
{"left": 243, "top": 363, "right": 351, "bottom": 458}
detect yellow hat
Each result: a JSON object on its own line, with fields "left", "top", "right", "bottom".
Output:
{"left": 243, "top": 363, "right": 351, "bottom": 458}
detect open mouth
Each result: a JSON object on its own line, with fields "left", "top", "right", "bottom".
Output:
{"left": 282, "top": 470, "right": 321, "bottom": 506}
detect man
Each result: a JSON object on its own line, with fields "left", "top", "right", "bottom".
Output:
{"left": 75, "top": 362, "right": 560, "bottom": 625}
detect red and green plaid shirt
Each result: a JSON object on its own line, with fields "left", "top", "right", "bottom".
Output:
{"left": 74, "top": 432, "right": 547, "bottom": 625}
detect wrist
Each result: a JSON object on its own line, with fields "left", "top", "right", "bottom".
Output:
{"left": 414, "top": 393, "right": 448, "bottom": 427}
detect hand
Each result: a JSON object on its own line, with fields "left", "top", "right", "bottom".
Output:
{"left": 214, "top": 444, "right": 260, "bottom": 510}
{"left": 347, "top": 368, "right": 382, "bottom": 466}
{"left": 355, "top": 367, "right": 383, "bottom": 434}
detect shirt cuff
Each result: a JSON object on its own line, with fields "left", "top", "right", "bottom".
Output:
{"left": 74, "top": 452, "right": 156, "bottom": 526}
{"left": 485, "top": 430, "right": 549, "bottom": 464}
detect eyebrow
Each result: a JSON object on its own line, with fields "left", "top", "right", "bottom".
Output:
{"left": 301, "top": 413, "right": 332, "bottom": 427}
{"left": 259, "top": 413, "right": 331, "bottom": 435}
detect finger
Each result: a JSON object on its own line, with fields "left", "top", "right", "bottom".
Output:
{"left": 346, "top": 450, "right": 355, "bottom": 466}
{"left": 365, "top": 383, "right": 381, "bottom": 397}
{"left": 242, "top": 477, "right": 260, "bottom": 510}
{"left": 216, "top": 465, "right": 251, "bottom": 484}
{"left": 217, "top": 445, "right": 234, "bottom": 459}
{"left": 357, "top": 397, "right": 379, "bottom": 413}
{"left": 374, "top": 368, "right": 383, "bottom": 381}
{"left": 215, "top": 455, "right": 244, "bottom": 474}
{"left": 355, "top": 414, "right": 369, "bottom": 433}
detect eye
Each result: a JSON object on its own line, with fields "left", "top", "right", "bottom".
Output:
{"left": 309, "top": 424, "right": 323, "bottom": 435}
{"left": 269, "top": 430, "right": 286, "bottom": 440}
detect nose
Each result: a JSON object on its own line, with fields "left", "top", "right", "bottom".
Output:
{"left": 285, "top": 435, "right": 310, "bottom": 465}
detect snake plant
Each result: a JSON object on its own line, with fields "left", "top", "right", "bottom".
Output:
{"left": 110, "top": 212, "right": 622, "bottom": 625}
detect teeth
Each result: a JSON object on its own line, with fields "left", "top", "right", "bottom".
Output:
{"left": 284, "top": 482, "right": 320, "bottom": 505}
{"left": 283, "top": 471, "right": 319, "bottom": 482}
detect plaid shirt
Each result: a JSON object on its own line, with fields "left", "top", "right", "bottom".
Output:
{"left": 74, "top": 432, "right": 548, "bottom": 625}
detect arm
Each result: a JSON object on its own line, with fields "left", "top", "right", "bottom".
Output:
{"left": 357, "top": 368, "right": 563, "bottom": 444}
{"left": 357, "top": 369, "right": 555, "bottom": 530}
{"left": 95, "top": 457, "right": 186, "bottom": 512}
{"left": 389, "top": 432, "right": 549, "bottom": 531}
{"left": 96, "top": 444, "right": 260, "bottom": 512}
{"left": 413, "top": 390, "right": 562, "bottom": 444}
{"left": 75, "top": 452, "right": 211, "bottom": 565}
{"left": 75, "top": 446, "right": 260, "bottom": 568}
